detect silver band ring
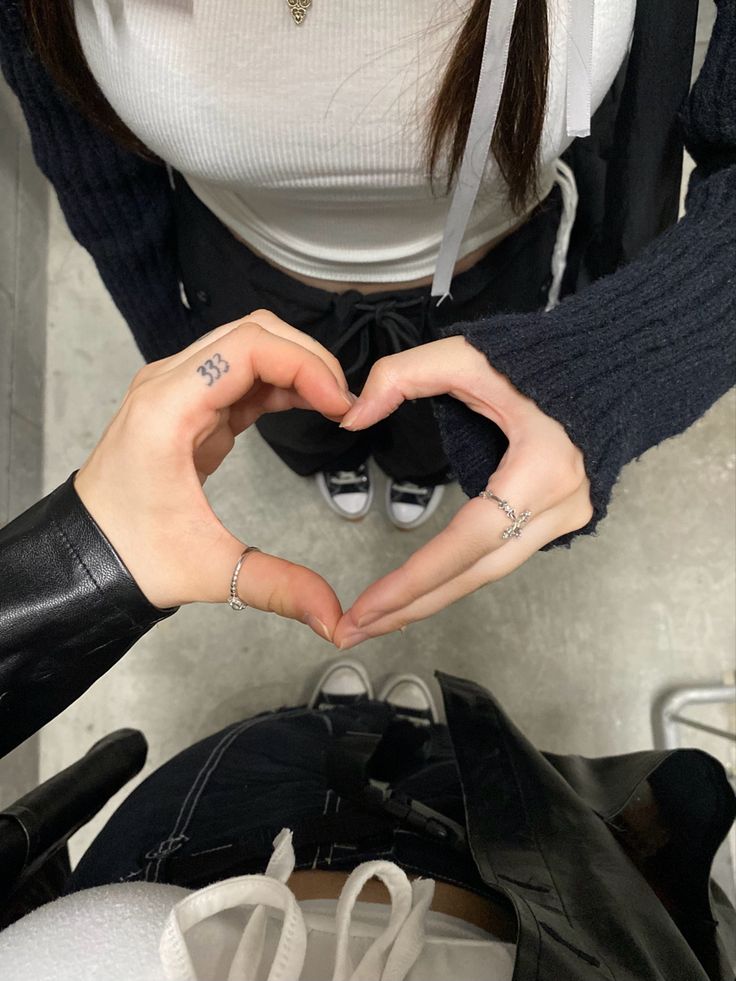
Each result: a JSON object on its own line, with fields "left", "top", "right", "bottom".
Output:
{"left": 229, "top": 546, "right": 262, "bottom": 611}
{"left": 478, "top": 490, "right": 532, "bottom": 540}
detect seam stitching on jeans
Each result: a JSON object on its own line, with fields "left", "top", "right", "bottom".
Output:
{"left": 145, "top": 709, "right": 310, "bottom": 882}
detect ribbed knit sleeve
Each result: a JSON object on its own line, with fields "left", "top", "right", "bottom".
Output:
{"left": 0, "top": 1, "right": 195, "bottom": 363}
{"left": 435, "top": 0, "right": 736, "bottom": 547}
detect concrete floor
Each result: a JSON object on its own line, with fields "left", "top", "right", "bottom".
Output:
{"left": 2, "top": 2, "right": 734, "bottom": 881}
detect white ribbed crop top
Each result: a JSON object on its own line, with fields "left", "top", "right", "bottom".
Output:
{"left": 74, "top": 1, "right": 635, "bottom": 284}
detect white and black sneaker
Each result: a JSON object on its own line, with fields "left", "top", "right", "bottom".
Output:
{"left": 386, "top": 480, "right": 444, "bottom": 530}
{"left": 378, "top": 673, "right": 439, "bottom": 726}
{"left": 316, "top": 463, "right": 373, "bottom": 521}
{"left": 316, "top": 463, "right": 372, "bottom": 521}
{"left": 309, "top": 657, "right": 374, "bottom": 711}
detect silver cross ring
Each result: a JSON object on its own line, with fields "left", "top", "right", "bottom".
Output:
{"left": 478, "top": 490, "right": 532, "bottom": 540}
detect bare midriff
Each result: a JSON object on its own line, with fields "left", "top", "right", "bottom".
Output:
{"left": 238, "top": 222, "right": 525, "bottom": 295}
{"left": 288, "top": 869, "right": 516, "bottom": 941}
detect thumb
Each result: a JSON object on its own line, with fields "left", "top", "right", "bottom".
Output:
{"left": 339, "top": 336, "right": 495, "bottom": 432}
{"left": 228, "top": 545, "right": 343, "bottom": 642}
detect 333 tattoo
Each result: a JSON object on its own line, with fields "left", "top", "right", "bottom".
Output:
{"left": 196, "top": 353, "right": 230, "bottom": 386}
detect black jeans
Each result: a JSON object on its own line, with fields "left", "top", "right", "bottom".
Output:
{"left": 174, "top": 177, "right": 561, "bottom": 482}
{"left": 68, "top": 702, "right": 494, "bottom": 901}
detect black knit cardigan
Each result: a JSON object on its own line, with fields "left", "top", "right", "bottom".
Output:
{"left": 1, "top": 0, "right": 734, "bottom": 545}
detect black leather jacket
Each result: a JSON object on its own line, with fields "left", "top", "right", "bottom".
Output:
{"left": 0, "top": 475, "right": 176, "bottom": 757}
{"left": 1, "top": 476, "right": 734, "bottom": 980}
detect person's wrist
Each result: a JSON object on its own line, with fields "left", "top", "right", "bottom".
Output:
{"left": 73, "top": 466, "right": 189, "bottom": 610}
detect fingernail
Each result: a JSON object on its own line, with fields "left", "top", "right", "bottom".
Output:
{"left": 340, "top": 404, "right": 364, "bottom": 430}
{"left": 339, "top": 391, "right": 357, "bottom": 409}
{"left": 357, "top": 611, "right": 383, "bottom": 630}
{"left": 305, "top": 615, "right": 332, "bottom": 642}
{"left": 338, "top": 630, "right": 370, "bottom": 651}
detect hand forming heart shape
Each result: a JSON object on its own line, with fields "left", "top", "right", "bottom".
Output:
{"left": 333, "top": 336, "right": 593, "bottom": 649}
{"left": 74, "top": 310, "right": 593, "bottom": 647}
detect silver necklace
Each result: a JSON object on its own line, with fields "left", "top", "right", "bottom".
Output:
{"left": 286, "top": 0, "right": 312, "bottom": 25}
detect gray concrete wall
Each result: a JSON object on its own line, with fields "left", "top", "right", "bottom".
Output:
{"left": 0, "top": 79, "right": 47, "bottom": 806}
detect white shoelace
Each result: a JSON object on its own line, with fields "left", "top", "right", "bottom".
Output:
{"left": 390, "top": 483, "right": 430, "bottom": 498}
{"left": 160, "top": 829, "right": 436, "bottom": 981}
{"left": 329, "top": 470, "right": 368, "bottom": 488}
{"left": 545, "top": 158, "right": 579, "bottom": 311}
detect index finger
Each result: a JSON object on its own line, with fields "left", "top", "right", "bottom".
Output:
{"left": 141, "top": 310, "right": 349, "bottom": 394}
{"left": 335, "top": 495, "right": 505, "bottom": 636}
{"left": 340, "top": 337, "right": 517, "bottom": 434}
{"left": 335, "top": 504, "right": 560, "bottom": 647}
{"left": 159, "top": 321, "right": 354, "bottom": 422}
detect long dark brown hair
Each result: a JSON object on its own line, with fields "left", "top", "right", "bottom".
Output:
{"left": 22, "top": 0, "right": 548, "bottom": 212}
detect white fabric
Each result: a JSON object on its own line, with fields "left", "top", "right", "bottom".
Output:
{"left": 0, "top": 880, "right": 190, "bottom": 981}
{"left": 0, "top": 829, "right": 515, "bottom": 981}
{"left": 74, "top": 1, "right": 634, "bottom": 283}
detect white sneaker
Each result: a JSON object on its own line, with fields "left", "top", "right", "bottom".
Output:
{"left": 316, "top": 464, "right": 373, "bottom": 520}
{"left": 386, "top": 481, "right": 444, "bottom": 530}
{"left": 309, "top": 657, "right": 374, "bottom": 710}
{"left": 378, "top": 673, "right": 439, "bottom": 725}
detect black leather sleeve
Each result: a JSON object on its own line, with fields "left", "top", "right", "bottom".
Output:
{"left": 0, "top": 474, "right": 177, "bottom": 758}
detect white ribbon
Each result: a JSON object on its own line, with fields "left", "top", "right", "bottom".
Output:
{"left": 431, "top": 0, "right": 519, "bottom": 301}
{"left": 566, "top": 0, "right": 595, "bottom": 138}
{"left": 431, "top": 0, "right": 595, "bottom": 301}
